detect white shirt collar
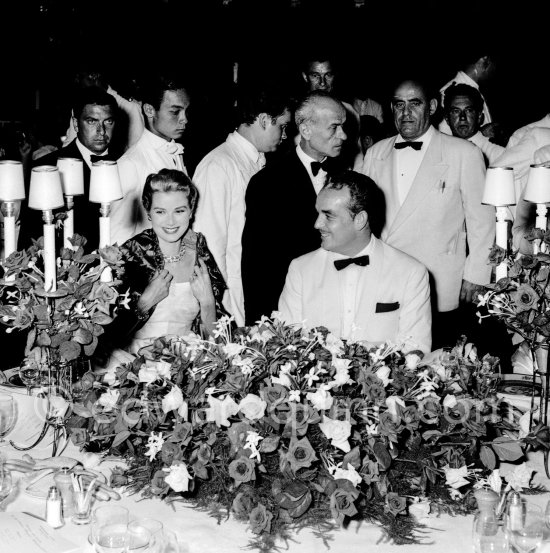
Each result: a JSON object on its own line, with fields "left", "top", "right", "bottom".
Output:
{"left": 229, "top": 131, "right": 265, "bottom": 167}
{"left": 296, "top": 143, "right": 327, "bottom": 174}
{"left": 75, "top": 138, "right": 109, "bottom": 168}
{"left": 395, "top": 125, "right": 435, "bottom": 149}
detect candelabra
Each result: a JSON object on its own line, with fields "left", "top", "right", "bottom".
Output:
{"left": 482, "top": 166, "right": 516, "bottom": 280}
{"left": 0, "top": 160, "right": 25, "bottom": 280}
{"left": 524, "top": 163, "right": 550, "bottom": 254}
{"left": 57, "top": 157, "right": 84, "bottom": 249}
{"left": 28, "top": 166, "right": 64, "bottom": 292}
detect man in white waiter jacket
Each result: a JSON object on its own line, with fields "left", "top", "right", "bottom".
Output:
{"left": 278, "top": 171, "right": 432, "bottom": 353}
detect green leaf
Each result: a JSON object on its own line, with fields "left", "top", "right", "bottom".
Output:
{"left": 91, "top": 312, "right": 113, "bottom": 325}
{"left": 83, "top": 336, "right": 99, "bottom": 357}
{"left": 373, "top": 441, "right": 392, "bottom": 470}
{"left": 480, "top": 445, "right": 497, "bottom": 470}
{"left": 73, "top": 327, "right": 93, "bottom": 345}
{"left": 59, "top": 340, "right": 81, "bottom": 361}
{"left": 112, "top": 430, "right": 131, "bottom": 448}
{"left": 492, "top": 436, "right": 524, "bottom": 462}
{"left": 259, "top": 435, "right": 280, "bottom": 453}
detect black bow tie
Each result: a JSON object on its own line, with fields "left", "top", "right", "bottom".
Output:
{"left": 311, "top": 160, "right": 331, "bottom": 177}
{"left": 334, "top": 255, "right": 370, "bottom": 271}
{"left": 90, "top": 153, "right": 116, "bottom": 163}
{"left": 394, "top": 141, "right": 423, "bottom": 151}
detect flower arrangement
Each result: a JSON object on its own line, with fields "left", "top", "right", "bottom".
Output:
{"left": 480, "top": 242, "right": 550, "bottom": 424}
{"left": 0, "top": 234, "right": 125, "bottom": 368}
{"left": 66, "top": 314, "right": 549, "bottom": 550}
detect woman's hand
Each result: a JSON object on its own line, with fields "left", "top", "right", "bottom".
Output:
{"left": 137, "top": 269, "right": 173, "bottom": 313}
{"left": 190, "top": 259, "right": 215, "bottom": 307}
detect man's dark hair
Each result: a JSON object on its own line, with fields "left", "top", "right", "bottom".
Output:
{"left": 322, "top": 170, "right": 386, "bottom": 236}
{"left": 138, "top": 74, "right": 189, "bottom": 110}
{"left": 301, "top": 51, "right": 337, "bottom": 73}
{"left": 391, "top": 77, "right": 437, "bottom": 104}
{"left": 235, "top": 86, "right": 291, "bottom": 126}
{"left": 72, "top": 86, "right": 117, "bottom": 119}
{"left": 443, "top": 83, "right": 484, "bottom": 113}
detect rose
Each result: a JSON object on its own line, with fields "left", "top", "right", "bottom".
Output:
{"left": 285, "top": 437, "right": 318, "bottom": 472}
{"left": 92, "top": 282, "right": 118, "bottom": 302}
{"left": 197, "top": 443, "right": 212, "bottom": 464}
{"left": 3, "top": 250, "right": 29, "bottom": 271}
{"left": 164, "top": 461, "right": 192, "bottom": 493}
{"left": 487, "top": 244, "right": 507, "bottom": 266}
{"left": 306, "top": 386, "right": 333, "bottom": 411}
{"left": 329, "top": 481, "right": 359, "bottom": 525}
{"left": 366, "top": 382, "right": 386, "bottom": 404}
{"left": 150, "top": 470, "right": 169, "bottom": 495}
{"left": 261, "top": 384, "right": 288, "bottom": 406}
{"left": 375, "top": 365, "right": 392, "bottom": 387}
{"left": 249, "top": 504, "right": 273, "bottom": 534}
{"left": 238, "top": 394, "right": 267, "bottom": 421}
{"left": 443, "top": 465, "right": 469, "bottom": 489}
{"left": 319, "top": 416, "right": 351, "bottom": 452}
{"left": 13, "top": 309, "right": 33, "bottom": 329}
{"left": 512, "top": 284, "right": 540, "bottom": 313}
{"left": 232, "top": 489, "right": 255, "bottom": 517}
{"left": 110, "top": 466, "right": 128, "bottom": 488}
{"left": 98, "top": 389, "right": 120, "bottom": 412}
{"left": 162, "top": 386, "right": 184, "bottom": 413}
{"left": 161, "top": 442, "right": 182, "bottom": 465}
{"left": 283, "top": 402, "right": 319, "bottom": 437}
{"left": 139, "top": 365, "right": 160, "bottom": 385}
{"left": 385, "top": 492, "right": 407, "bottom": 516}
{"left": 99, "top": 245, "right": 124, "bottom": 266}
{"left": 405, "top": 352, "right": 422, "bottom": 370}
{"left": 377, "top": 411, "right": 403, "bottom": 442}
{"left": 228, "top": 456, "right": 256, "bottom": 486}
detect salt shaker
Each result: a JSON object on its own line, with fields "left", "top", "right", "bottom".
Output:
{"left": 45, "top": 486, "right": 64, "bottom": 528}
{"left": 53, "top": 466, "right": 75, "bottom": 517}
{"left": 506, "top": 491, "right": 524, "bottom": 532}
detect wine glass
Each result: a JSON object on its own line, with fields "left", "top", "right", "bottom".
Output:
{"left": 0, "top": 464, "right": 13, "bottom": 512}
{"left": 18, "top": 359, "right": 40, "bottom": 396}
{"left": 0, "top": 394, "right": 17, "bottom": 446}
{"left": 509, "top": 504, "right": 544, "bottom": 553}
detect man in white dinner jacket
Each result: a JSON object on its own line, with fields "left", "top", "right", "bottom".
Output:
{"left": 360, "top": 78, "right": 494, "bottom": 349}
{"left": 278, "top": 170, "right": 432, "bottom": 353}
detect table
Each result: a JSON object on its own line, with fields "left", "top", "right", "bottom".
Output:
{"left": 2, "top": 383, "right": 550, "bottom": 553}
{"left": 3, "top": 435, "right": 550, "bottom": 553}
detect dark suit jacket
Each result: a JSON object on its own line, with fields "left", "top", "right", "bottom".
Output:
{"left": 22, "top": 141, "right": 115, "bottom": 251}
{"left": 242, "top": 150, "right": 334, "bottom": 325}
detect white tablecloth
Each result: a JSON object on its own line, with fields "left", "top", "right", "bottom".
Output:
{"left": 2, "top": 384, "right": 550, "bottom": 553}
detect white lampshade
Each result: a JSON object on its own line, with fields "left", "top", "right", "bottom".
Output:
{"left": 0, "top": 160, "right": 25, "bottom": 201}
{"left": 89, "top": 160, "right": 123, "bottom": 203}
{"left": 57, "top": 157, "right": 84, "bottom": 196}
{"left": 28, "top": 166, "right": 64, "bottom": 210}
{"left": 524, "top": 163, "right": 550, "bottom": 204}
{"left": 482, "top": 166, "right": 516, "bottom": 206}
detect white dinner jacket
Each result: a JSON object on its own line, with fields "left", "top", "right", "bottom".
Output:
{"left": 362, "top": 128, "right": 494, "bottom": 312}
{"left": 278, "top": 236, "right": 432, "bottom": 353}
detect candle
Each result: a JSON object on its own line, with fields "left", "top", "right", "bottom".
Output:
{"left": 0, "top": 160, "right": 25, "bottom": 265}
{"left": 57, "top": 158, "right": 84, "bottom": 249}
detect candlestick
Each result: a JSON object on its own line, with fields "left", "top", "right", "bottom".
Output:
{"left": 482, "top": 166, "right": 516, "bottom": 280}
{"left": 29, "top": 166, "right": 64, "bottom": 293}
{"left": 524, "top": 164, "right": 550, "bottom": 255}
{"left": 57, "top": 158, "right": 84, "bottom": 250}
{"left": 0, "top": 160, "right": 25, "bottom": 268}
{"left": 64, "top": 195, "right": 75, "bottom": 249}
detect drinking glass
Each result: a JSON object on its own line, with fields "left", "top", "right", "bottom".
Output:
{"left": 128, "top": 519, "right": 163, "bottom": 552}
{"left": 0, "top": 464, "right": 13, "bottom": 512}
{"left": 126, "top": 524, "right": 151, "bottom": 553}
{"left": 0, "top": 394, "right": 17, "bottom": 445}
{"left": 18, "top": 359, "right": 40, "bottom": 396}
{"left": 71, "top": 477, "right": 96, "bottom": 525}
{"left": 90, "top": 505, "right": 129, "bottom": 552}
{"left": 508, "top": 504, "right": 544, "bottom": 553}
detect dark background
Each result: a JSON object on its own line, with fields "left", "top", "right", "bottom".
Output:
{"left": 1, "top": 0, "right": 549, "bottom": 169}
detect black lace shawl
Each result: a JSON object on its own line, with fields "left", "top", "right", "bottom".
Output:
{"left": 98, "top": 228, "right": 227, "bottom": 353}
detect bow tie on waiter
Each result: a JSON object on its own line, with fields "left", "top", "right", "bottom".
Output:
{"left": 90, "top": 152, "right": 117, "bottom": 163}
